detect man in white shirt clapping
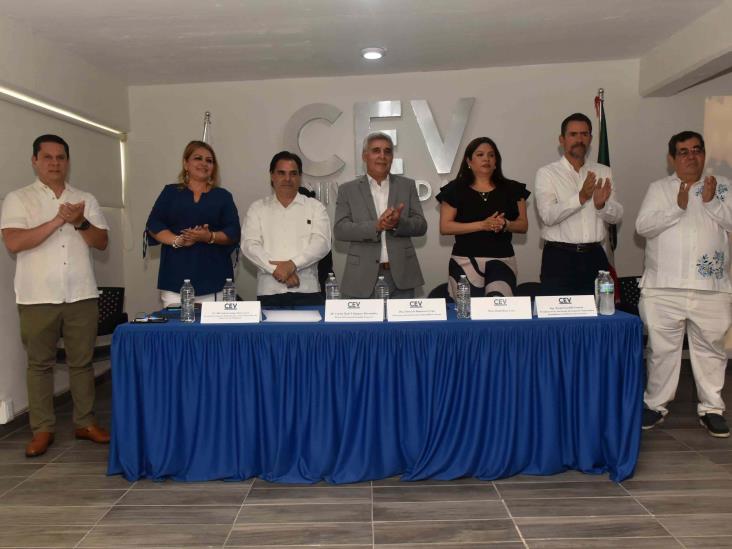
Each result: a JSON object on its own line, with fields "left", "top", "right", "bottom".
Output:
{"left": 535, "top": 113, "right": 623, "bottom": 296}
{"left": 1, "top": 135, "right": 111, "bottom": 457}
{"left": 637, "top": 131, "right": 732, "bottom": 438}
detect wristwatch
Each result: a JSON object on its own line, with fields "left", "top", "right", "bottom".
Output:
{"left": 74, "top": 219, "right": 91, "bottom": 231}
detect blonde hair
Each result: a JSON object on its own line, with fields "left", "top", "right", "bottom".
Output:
{"left": 177, "top": 141, "right": 220, "bottom": 187}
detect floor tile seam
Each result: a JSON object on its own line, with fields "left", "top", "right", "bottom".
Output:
{"left": 72, "top": 475, "right": 138, "bottom": 549}
{"left": 13, "top": 487, "right": 136, "bottom": 492}
{"left": 128, "top": 488, "right": 252, "bottom": 493}
{"left": 500, "top": 495, "right": 639, "bottom": 500}
{"left": 373, "top": 498, "right": 504, "bottom": 504}
{"left": 664, "top": 430, "right": 709, "bottom": 451}
{"left": 242, "top": 500, "right": 372, "bottom": 505}
{"left": 232, "top": 521, "right": 375, "bottom": 527}
{"left": 373, "top": 517, "right": 515, "bottom": 524}
{"left": 371, "top": 480, "right": 375, "bottom": 549}
{"left": 612, "top": 482, "right": 686, "bottom": 548}
{"left": 494, "top": 494, "right": 528, "bottom": 549}
{"left": 507, "top": 512, "right": 663, "bottom": 520}
{"left": 518, "top": 534, "right": 683, "bottom": 540}
{"left": 651, "top": 511, "right": 732, "bottom": 517}
{"left": 376, "top": 514, "right": 662, "bottom": 523}
{"left": 224, "top": 474, "right": 255, "bottom": 549}
{"left": 0, "top": 473, "right": 33, "bottom": 499}
{"left": 675, "top": 534, "right": 732, "bottom": 538}
{"left": 0, "top": 418, "right": 35, "bottom": 442}
{"left": 224, "top": 543, "right": 374, "bottom": 549}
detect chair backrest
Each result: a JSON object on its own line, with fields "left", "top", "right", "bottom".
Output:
{"left": 427, "top": 282, "right": 453, "bottom": 302}
{"left": 98, "top": 287, "right": 127, "bottom": 335}
{"left": 515, "top": 282, "right": 543, "bottom": 298}
{"left": 618, "top": 276, "right": 641, "bottom": 308}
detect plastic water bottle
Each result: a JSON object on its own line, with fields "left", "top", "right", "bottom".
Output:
{"left": 222, "top": 278, "right": 236, "bottom": 302}
{"left": 374, "top": 275, "right": 390, "bottom": 319}
{"left": 325, "top": 272, "right": 341, "bottom": 300}
{"left": 456, "top": 274, "right": 471, "bottom": 319}
{"left": 180, "top": 279, "right": 195, "bottom": 323}
{"left": 594, "top": 270, "right": 606, "bottom": 306}
{"left": 598, "top": 271, "right": 615, "bottom": 315}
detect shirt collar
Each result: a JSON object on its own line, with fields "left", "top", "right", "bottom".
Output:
{"left": 559, "top": 155, "right": 585, "bottom": 174}
{"left": 33, "top": 178, "right": 69, "bottom": 197}
{"left": 270, "top": 190, "right": 307, "bottom": 208}
{"left": 367, "top": 173, "right": 390, "bottom": 188}
{"left": 671, "top": 173, "right": 702, "bottom": 186}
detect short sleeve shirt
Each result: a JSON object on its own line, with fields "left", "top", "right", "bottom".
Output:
{"left": 436, "top": 179, "right": 530, "bottom": 258}
{"left": 0, "top": 179, "right": 108, "bottom": 304}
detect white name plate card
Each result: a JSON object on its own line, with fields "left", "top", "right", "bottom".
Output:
{"left": 325, "top": 299, "right": 384, "bottom": 322}
{"left": 201, "top": 301, "right": 261, "bottom": 324}
{"left": 535, "top": 295, "right": 597, "bottom": 318}
{"left": 470, "top": 296, "right": 532, "bottom": 320}
{"left": 386, "top": 298, "right": 447, "bottom": 322}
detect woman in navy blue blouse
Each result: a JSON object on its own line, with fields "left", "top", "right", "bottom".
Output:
{"left": 436, "top": 137, "right": 529, "bottom": 298}
{"left": 146, "top": 141, "right": 241, "bottom": 306}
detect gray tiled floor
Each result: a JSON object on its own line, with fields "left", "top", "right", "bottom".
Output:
{"left": 1, "top": 366, "right": 731, "bottom": 548}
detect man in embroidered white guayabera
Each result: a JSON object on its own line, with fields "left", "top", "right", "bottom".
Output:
{"left": 636, "top": 131, "right": 732, "bottom": 438}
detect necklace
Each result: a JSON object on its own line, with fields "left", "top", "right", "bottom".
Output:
{"left": 478, "top": 191, "right": 491, "bottom": 202}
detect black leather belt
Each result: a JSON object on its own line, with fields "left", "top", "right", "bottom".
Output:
{"left": 545, "top": 241, "right": 602, "bottom": 253}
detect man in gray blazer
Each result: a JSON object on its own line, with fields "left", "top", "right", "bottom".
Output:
{"left": 334, "top": 132, "right": 427, "bottom": 298}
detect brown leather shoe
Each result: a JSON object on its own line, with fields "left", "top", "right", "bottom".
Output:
{"left": 25, "top": 432, "right": 54, "bottom": 457}
{"left": 74, "top": 424, "right": 110, "bottom": 444}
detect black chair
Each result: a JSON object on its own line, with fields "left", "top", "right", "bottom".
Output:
{"left": 515, "top": 281, "right": 543, "bottom": 298}
{"left": 57, "top": 287, "right": 128, "bottom": 363}
{"left": 428, "top": 282, "right": 453, "bottom": 303}
{"left": 617, "top": 276, "right": 641, "bottom": 316}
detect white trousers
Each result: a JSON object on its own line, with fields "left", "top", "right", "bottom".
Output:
{"left": 160, "top": 290, "right": 223, "bottom": 308}
{"left": 640, "top": 288, "right": 731, "bottom": 416}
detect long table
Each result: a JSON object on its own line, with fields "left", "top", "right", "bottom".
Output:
{"left": 108, "top": 310, "right": 644, "bottom": 483}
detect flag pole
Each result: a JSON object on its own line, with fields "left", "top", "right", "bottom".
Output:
{"left": 202, "top": 111, "right": 212, "bottom": 143}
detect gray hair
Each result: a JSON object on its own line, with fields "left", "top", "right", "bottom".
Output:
{"left": 362, "top": 131, "right": 394, "bottom": 152}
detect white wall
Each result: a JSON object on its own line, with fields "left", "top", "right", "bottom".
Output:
{"left": 0, "top": 15, "right": 128, "bottom": 422}
{"left": 124, "top": 58, "right": 732, "bottom": 313}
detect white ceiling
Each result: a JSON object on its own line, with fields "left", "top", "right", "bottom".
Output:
{"left": 3, "top": 0, "right": 723, "bottom": 85}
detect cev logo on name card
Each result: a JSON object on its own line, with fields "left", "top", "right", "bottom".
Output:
{"left": 325, "top": 299, "right": 384, "bottom": 322}
{"left": 534, "top": 295, "right": 597, "bottom": 318}
{"left": 470, "top": 296, "right": 532, "bottom": 320}
{"left": 201, "top": 301, "right": 261, "bottom": 324}
{"left": 387, "top": 298, "right": 447, "bottom": 322}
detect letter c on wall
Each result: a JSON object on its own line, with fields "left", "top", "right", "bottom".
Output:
{"left": 283, "top": 103, "right": 345, "bottom": 177}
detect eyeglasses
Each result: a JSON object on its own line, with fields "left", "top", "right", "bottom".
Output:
{"left": 676, "top": 146, "right": 704, "bottom": 158}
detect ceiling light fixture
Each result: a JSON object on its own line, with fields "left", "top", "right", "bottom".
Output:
{"left": 0, "top": 84, "right": 125, "bottom": 138}
{"left": 361, "top": 47, "right": 385, "bottom": 60}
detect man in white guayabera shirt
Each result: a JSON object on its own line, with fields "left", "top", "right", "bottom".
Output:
{"left": 0, "top": 134, "right": 111, "bottom": 457}
{"left": 637, "top": 130, "right": 732, "bottom": 438}
{"left": 241, "top": 151, "right": 331, "bottom": 307}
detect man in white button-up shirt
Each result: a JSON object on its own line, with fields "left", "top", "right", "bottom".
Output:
{"left": 637, "top": 131, "right": 732, "bottom": 438}
{"left": 242, "top": 151, "right": 331, "bottom": 306}
{"left": 1, "top": 135, "right": 110, "bottom": 457}
{"left": 535, "top": 113, "right": 623, "bottom": 295}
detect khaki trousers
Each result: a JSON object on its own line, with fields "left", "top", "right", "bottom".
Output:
{"left": 18, "top": 299, "right": 98, "bottom": 434}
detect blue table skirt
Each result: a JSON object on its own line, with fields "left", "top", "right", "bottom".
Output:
{"left": 108, "top": 310, "right": 644, "bottom": 483}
